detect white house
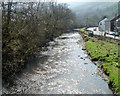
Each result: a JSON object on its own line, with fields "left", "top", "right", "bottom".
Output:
{"left": 98, "top": 17, "right": 109, "bottom": 31}
{"left": 105, "top": 20, "right": 111, "bottom": 32}
{"left": 99, "top": 15, "right": 120, "bottom": 32}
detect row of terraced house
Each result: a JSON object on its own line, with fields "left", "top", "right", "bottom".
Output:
{"left": 98, "top": 1, "right": 120, "bottom": 36}
{"left": 98, "top": 15, "right": 120, "bottom": 36}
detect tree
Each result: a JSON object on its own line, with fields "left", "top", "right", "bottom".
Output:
{"left": 2, "top": 1, "right": 77, "bottom": 84}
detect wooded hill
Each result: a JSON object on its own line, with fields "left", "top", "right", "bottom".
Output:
{"left": 69, "top": 2, "right": 118, "bottom": 27}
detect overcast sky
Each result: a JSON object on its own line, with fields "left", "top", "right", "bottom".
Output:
{"left": 57, "top": 0, "right": 119, "bottom": 3}
{"left": 2, "top": 0, "right": 119, "bottom": 2}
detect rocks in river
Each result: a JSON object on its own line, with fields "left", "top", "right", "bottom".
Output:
{"left": 80, "top": 57, "right": 84, "bottom": 59}
{"left": 42, "top": 47, "right": 48, "bottom": 51}
{"left": 85, "top": 56, "right": 89, "bottom": 58}
{"left": 59, "top": 36, "right": 69, "bottom": 39}
{"left": 92, "top": 57, "right": 99, "bottom": 61}
{"left": 82, "top": 48, "right": 86, "bottom": 50}
{"left": 80, "top": 57, "right": 85, "bottom": 60}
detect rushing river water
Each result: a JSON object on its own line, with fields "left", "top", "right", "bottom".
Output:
{"left": 3, "top": 32, "right": 113, "bottom": 94}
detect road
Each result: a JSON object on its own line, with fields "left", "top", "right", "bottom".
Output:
{"left": 87, "top": 27, "right": 120, "bottom": 40}
{"left": 3, "top": 32, "right": 112, "bottom": 94}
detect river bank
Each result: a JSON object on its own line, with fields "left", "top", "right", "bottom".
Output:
{"left": 79, "top": 28, "right": 120, "bottom": 94}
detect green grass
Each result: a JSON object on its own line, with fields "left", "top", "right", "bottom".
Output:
{"left": 79, "top": 27, "right": 88, "bottom": 34}
{"left": 80, "top": 28, "right": 120, "bottom": 94}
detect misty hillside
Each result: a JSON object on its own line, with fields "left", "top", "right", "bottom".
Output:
{"left": 68, "top": 2, "right": 118, "bottom": 27}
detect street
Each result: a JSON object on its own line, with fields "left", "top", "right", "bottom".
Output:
{"left": 87, "top": 27, "right": 120, "bottom": 40}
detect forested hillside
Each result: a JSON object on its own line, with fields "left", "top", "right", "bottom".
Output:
{"left": 69, "top": 2, "right": 118, "bottom": 27}
{"left": 2, "top": 1, "right": 76, "bottom": 84}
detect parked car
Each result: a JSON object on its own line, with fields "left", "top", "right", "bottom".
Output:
{"left": 88, "top": 31, "right": 94, "bottom": 37}
{"left": 93, "top": 28, "right": 96, "bottom": 31}
{"left": 109, "top": 32, "right": 115, "bottom": 35}
{"left": 106, "top": 31, "right": 109, "bottom": 34}
{"left": 109, "top": 32, "right": 119, "bottom": 36}
{"left": 114, "top": 32, "right": 119, "bottom": 36}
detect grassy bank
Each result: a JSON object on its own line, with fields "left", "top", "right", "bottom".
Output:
{"left": 79, "top": 28, "right": 120, "bottom": 94}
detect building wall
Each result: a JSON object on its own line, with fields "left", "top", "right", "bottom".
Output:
{"left": 110, "top": 20, "right": 115, "bottom": 32}
{"left": 98, "top": 18, "right": 108, "bottom": 31}
{"left": 105, "top": 20, "right": 110, "bottom": 32}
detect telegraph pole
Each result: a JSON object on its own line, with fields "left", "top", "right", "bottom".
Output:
{"left": 118, "top": 1, "right": 120, "bottom": 36}
{"left": 114, "top": 13, "right": 117, "bottom": 39}
{"left": 86, "top": 17, "right": 88, "bottom": 28}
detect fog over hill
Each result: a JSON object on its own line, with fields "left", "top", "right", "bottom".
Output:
{"left": 67, "top": 2, "right": 118, "bottom": 27}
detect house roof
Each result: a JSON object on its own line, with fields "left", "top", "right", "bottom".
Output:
{"left": 99, "top": 18, "right": 108, "bottom": 23}
{"left": 110, "top": 15, "right": 120, "bottom": 22}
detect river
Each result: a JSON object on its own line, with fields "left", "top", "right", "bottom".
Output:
{"left": 3, "top": 32, "right": 113, "bottom": 94}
